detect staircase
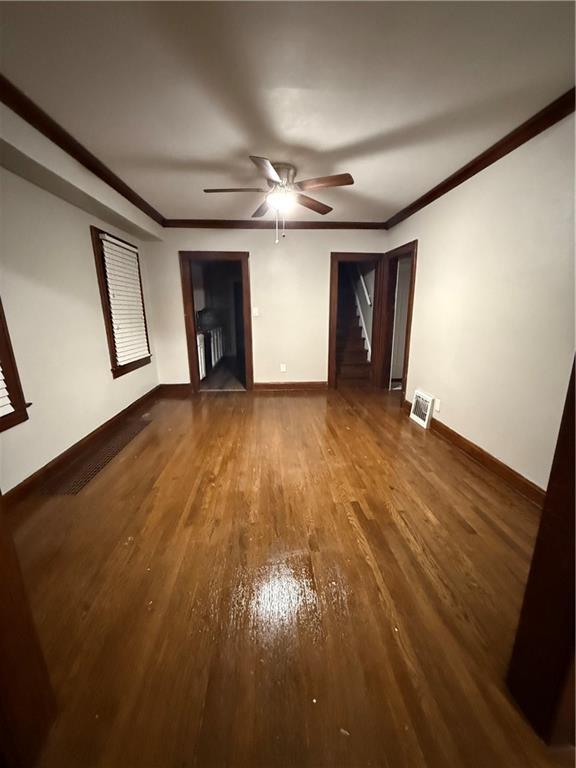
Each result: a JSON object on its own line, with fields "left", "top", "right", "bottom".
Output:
{"left": 336, "top": 269, "right": 371, "bottom": 386}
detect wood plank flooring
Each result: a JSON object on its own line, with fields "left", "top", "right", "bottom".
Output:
{"left": 7, "top": 389, "right": 567, "bottom": 768}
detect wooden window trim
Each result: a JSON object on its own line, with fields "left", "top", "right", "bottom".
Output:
{"left": 90, "top": 226, "right": 152, "bottom": 379}
{"left": 0, "top": 296, "right": 29, "bottom": 433}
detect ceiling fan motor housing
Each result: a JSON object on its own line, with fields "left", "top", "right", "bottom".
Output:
{"left": 272, "top": 162, "right": 297, "bottom": 187}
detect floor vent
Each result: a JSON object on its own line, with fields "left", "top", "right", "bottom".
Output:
{"left": 410, "top": 390, "right": 434, "bottom": 429}
{"left": 43, "top": 417, "right": 151, "bottom": 495}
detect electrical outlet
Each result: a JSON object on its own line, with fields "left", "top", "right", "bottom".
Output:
{"left": 434, "top": 399, "right": 441, "bottom": 412}
{"left": 280, "top": 363, "right": 287, "bottom": 373}
{"left": 252, "top": 307, "right": 260, "bottom": 317}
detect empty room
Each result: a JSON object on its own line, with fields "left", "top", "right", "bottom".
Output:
{"left": 0, "top": 2, "right": 574, "bottom": 767}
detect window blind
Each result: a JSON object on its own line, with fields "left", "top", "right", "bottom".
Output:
{"left": 0, "top": 361, "right": 14, "bottom": 418}
{"left": 0, "top": 296, "right": 29, "bottom": 432}
{"left": 92, "top": 228, "right": 151, "bottom": 378}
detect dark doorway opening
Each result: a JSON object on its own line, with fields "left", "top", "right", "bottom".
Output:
{"left": 179, "top": 252, "right": 253, "bottom": 392}
{"left": 329, "top": 243, "right": 417, "bottom": 397}
{"left": 335, "top": 261, "right": 376, "bottom": 386}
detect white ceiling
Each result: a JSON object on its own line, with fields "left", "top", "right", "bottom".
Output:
{"left": 0, "top": 2, "right": 573, "bottom": 222}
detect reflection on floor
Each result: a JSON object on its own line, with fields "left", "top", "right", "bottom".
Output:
{"left": 200, "top": 358, "right": 245, "bottom": 391}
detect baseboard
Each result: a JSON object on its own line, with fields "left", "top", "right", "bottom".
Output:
{"left": 253, "top": 381, "right": 328, "bottom": 392}
{"left": 156, "top": 384, "right": 195, "bottom": 398}
{"left": 3, "top": 385, "right": 160, "bottom": 506}
{"left": 402, "top": 399, "right": 545, "bottom": 507}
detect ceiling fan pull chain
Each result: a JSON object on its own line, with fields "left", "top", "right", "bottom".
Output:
{"left": 282, "top": 211, "right": 286, "bottom": 239}
{"left": 275, "top": 210, "right": 279, "bottom": 244}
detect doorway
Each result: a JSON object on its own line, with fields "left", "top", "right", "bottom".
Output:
{"left": 334, "top": 260, "right": 376, "bottom": 386}
{"left": 179, "top": 251, "right": 253, "bottom": 392}
{"left": 328, "top": 242, "right": 417, "bottom": 396}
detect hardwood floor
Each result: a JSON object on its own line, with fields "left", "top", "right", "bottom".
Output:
{"left": 6, "top": 389, "right": 565, "bottom": 767}
{"left": 201, "top": 359, "right": 245, "bottom": 391}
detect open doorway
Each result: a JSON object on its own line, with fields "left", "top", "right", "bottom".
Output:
{"left": 335, "top": 260, "right": 376, "bottom": 386}
{"left": 179, "top": 251, "right": 253, "bottom": 392}
{"left": 329, "top": 243, "right": 417, "bottom": 396}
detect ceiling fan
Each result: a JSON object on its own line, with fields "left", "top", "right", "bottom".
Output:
{"left": 203, "top": 156, "right": 354, "bottom": 218}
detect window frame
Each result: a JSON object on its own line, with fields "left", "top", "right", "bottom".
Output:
{"left": 0, "top": 295, "right": 29, "bottom": 433}
{"left": 90, "top": 226, "right": 152, "bottom": 379}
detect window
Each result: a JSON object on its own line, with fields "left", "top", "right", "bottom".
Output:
{"left": 91, "top": 227, "right": 151, "bottom": 378}
{"left": 0, "top": 295, "right": 29, "bottom": 433}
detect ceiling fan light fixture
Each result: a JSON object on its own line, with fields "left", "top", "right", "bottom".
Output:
{"left": 266, "top": 188, "right": 295, "bottom": 213}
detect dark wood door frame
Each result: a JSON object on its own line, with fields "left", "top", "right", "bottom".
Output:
{"left": 179, "top": 251, "right": 254, "bottom": 392}
{"left": 507, "top": 361, "right": 575, "bottom": 745}
{"left": 329, "top": 242, "right": 417, "bottom": 394}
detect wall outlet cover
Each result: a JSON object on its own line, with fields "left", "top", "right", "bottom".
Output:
{"left": 434, "top": 399, "right": 441, "bottom": 412}
{"left": 252, "top": 307, "right": 260, "bottom": 317}
{"left": 280, "top": 363, "right": 287, "bottom": 373}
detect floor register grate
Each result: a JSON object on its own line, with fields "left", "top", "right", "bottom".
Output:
{"left": 42, "top": 417, "right": 151, "bottom": 495}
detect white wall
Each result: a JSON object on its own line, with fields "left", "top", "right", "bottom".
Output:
{"left": 387, "top": 115, "right": 575, "bottom": 489}
{"left": 0, "top": 169, "right": 159, "bottom": 492}
{"left": 143, "top": 229, "right": 384, "bottom": 384}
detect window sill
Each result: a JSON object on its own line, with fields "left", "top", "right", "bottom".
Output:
{"left": 111, "top": 356, "right": 152, "bottom": 379}
{"left": 0, "top": 406, "right": 29, "bottom": 434}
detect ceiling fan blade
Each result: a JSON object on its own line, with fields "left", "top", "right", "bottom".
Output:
{"left": 204, "top": 187, "right": 266, "bottom": 193}
{"left": 252, "top": 200, "right": 269, "bottom": 218}
{"left": 295, "top": 193, "right": 333, "bottom": 215}
{"left": 296, "top": 173, "right": 354, "bottom": 191}
{"left": 249, "top": 156, "right": 282, "bottom": 184}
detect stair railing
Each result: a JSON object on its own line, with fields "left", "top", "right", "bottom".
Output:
{"left": 356, "top": 265, "right": 372, "bottom": 307}
{"left": 351, "top": 271, "right": 372, "bottom": 362}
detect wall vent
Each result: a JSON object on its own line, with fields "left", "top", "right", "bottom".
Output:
{"left": 410, "top": 390, "right": 434, "bottom": 429}
{"left": 42, "top": 417, "right": 151, "bottom": 495}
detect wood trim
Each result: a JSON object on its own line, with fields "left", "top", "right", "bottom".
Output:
{"left": 0, "top": 74, "right": 165, "bottom": 226}
{"left": 401, "top": 399, "right": 545, "bottom": 506}
{"left": 379, "top": 241, "right": 418, "bottom": 399}
{"left": 178, "top": 251, "right": 254, "bottom": 393}
{"left": 384, "top": 88, "right": 575, "bottom": 229}
{"left": 90, "top": 226, "right": 152, "bottom": 379}
{"left": 2, "top": 385, "right": 159, "bottom": 505}
{"left": 329, "top": 252, "right": 385, "bottom": 388}
{"left": 240, "top": 258, "right": 254, "bottom": 390}
{"left": 156, "top": 384, "right": 195, "bottom": 398}
{"left": 2, "top": 74, "right": 572, "bottom": 233}
{"left": 178, "top": 254, "right": 200, "bottom": 391}
{"left": 164, "top": 219, "right": 383, "bottom": 229}
{"left": 0, "top": 493, "right": 56, "bottom": 768}
{"left": 329, "top": 244, "right": 417, "bottom": 391}
{"left": 401, "top": 244, "right": 418, "bottom": 401}
{"left": 0, "top": 295, "right": 29, "bottom": 434}
{"left": 180, "top": 251, "right": 252, "bottom": 261}
{"left": 253, "top": 381, "right": 328, "bottom": 391}
{"left": 507, "top": 362, "right": 574, "bottom": 744}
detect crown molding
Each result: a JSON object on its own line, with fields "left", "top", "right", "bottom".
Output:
{"left": 383, "top": 88, "right": 575, "bottom": 229}
{"left": 0, "top": 74, "right": 165, "bottom": 226}
{"left": 163, "top": 219, "right": 384, "bottom": 229}
{"left": 1, "top": 74, "right": 573, "bottom": 233}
